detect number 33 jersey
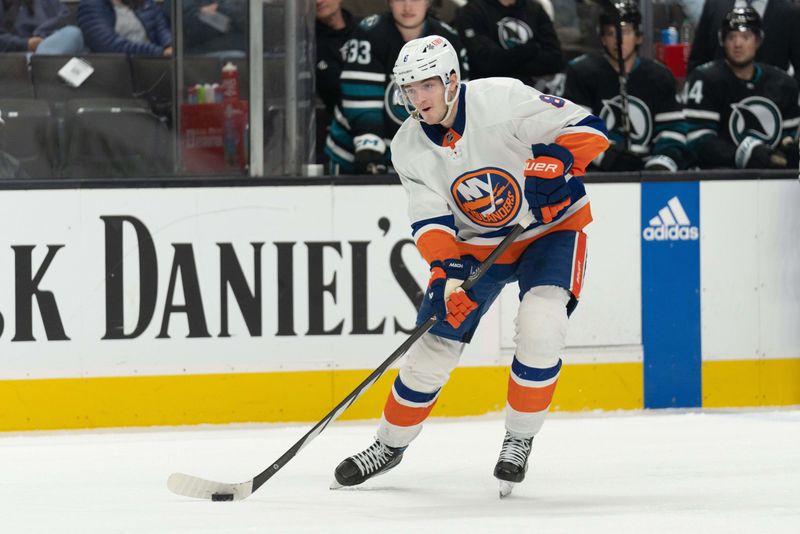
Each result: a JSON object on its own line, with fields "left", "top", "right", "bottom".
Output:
{"left": 390, "top": 77, "right": 609, "bottom": 266}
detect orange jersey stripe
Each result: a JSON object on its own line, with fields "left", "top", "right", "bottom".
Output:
{"left": 555, "top": 132, "right": 609, "bottom": 176}
{"left": 507, "top": 376, "right": 559, "bottom": 413}
{"left": 456, "top": 203, "right": 593, "bottom": 264}
{"left": 383, "top": 394, "right": 437, "bottom": 427}
{"left": 415, "top": 229, "right": 461, "bottom": 265}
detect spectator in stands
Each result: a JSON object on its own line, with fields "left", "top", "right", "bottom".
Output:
{"left": 0, "top": 0, "right": 84, "bottom": 54}
{"left": 162, "top": 0, "right": 245, "bottom": 57}
{"left": 684, "top": 8, "right": 799, "bottom": 169}
{"left": 688, "top": 0, "right": 800, "bottom": 84}
{"left": 453, "top": 0, "right": 562, "bottom": 90}
{"left": 562, "top": 0, "right": 691, "bottom": 172}
{"left": 324, "top": 0, "right": 468, "bottom": 175}
{"left": 77, "top": 0, "right": 172, "bottom": 56}
{"left": 316, "top": 0, "right": 360, "bottom": 115}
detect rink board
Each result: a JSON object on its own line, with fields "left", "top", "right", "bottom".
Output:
{"left": 0, "top": 178, "right": 797, "bottom": 431}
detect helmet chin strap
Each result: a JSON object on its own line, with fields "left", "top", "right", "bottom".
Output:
{"left": 432, "top": 81, "right": 459, "bottom": 125}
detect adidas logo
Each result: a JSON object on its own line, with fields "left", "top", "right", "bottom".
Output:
{"left": 643, "top": 196, "right": 699, "bottom": 241}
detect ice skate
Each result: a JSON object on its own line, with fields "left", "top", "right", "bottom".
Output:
{"left": 331, "top": 439, "right": 406, "bottom": 489}
{"left": 493, "top": 432, "right": 533, "bottom": 498}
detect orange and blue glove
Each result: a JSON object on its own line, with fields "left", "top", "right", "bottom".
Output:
{"left": 523, "top": 143, "right": 574, "bottom": 224}
{"left": 426, "top": 259, "right": 478, "bottom": 329}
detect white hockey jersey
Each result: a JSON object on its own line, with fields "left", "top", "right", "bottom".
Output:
{"left": 390, "top": 77, "right": 609, "bottom": 266}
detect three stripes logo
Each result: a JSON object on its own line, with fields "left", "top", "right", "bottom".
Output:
{"left": 643, "top": 196, "right": 699, "bottom": 241}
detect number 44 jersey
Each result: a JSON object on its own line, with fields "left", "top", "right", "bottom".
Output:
{"left": 390, "top": 77, "right": 609, "bottom": 267}
{"left": 684, "top": 60, "right": 800, "bottom": 168}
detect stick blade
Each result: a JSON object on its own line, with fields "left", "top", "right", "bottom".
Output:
{"left": 167, "top": 472, "right": 253, "bottom": 501}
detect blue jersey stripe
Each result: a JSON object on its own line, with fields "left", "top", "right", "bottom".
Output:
{"left": 570, "top": 114, "right": 610, "bottom": 136}
{"left": 411, "top": 214, "right": 457, "bottom": 236}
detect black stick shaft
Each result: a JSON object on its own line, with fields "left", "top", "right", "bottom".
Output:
{"left": 615, "top": 17, "right": 632, "bottom": 151}
{"left": 250, "top": 213, "right": 533, "bottom": 493}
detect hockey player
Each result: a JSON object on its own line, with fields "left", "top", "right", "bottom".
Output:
{"left": 332, "top": 35, "right": 608, "bottom": 497}
{"left": 453, "top": 0, "right": 562, "bottom": 91}
{"left": 324, "top": 0, "right": 468, "bottom": 175}
{"left": 684, "top": 7, "right": 800, "bottom": 169}
{"left": 562, "top": 1, "right": 690, "bottom": 172}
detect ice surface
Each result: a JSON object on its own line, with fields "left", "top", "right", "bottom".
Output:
{"left": 1, "top": 410, "right": 798, "bottom": 533}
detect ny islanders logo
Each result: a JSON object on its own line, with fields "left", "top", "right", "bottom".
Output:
{"left": 728, "top": 96, "right": 782, "bottom": 147}
{"left": 599, "top": 95, "right": 653, "bottom": 148}
{"left": 451, "top": 168, "right": 521, "bottom": 227}
{"left": 497, "top": 17, "right": 533, "bottom": 49}
{"left": 385, "top": 78, "right": 410, "bottom": 125}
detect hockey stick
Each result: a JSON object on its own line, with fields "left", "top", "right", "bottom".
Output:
{"left": 167, "top": 209, "right": 536, "bottom": 501}
{"left": 614, "top": 13, "right": 633, "bottom": 152}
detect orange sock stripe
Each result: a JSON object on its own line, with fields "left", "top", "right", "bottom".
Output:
{"left": 507, "top": 376, "right": 559, "bottom": 412}
{"left": 383, "top": 393, "right": 438, "bottom": 427}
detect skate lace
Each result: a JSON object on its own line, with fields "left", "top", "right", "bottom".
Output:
{"left": 352, "top": 441, "right": 394, "bottom": 475}
{"left": 497, "top": 433, "right": 532, "bottom": 467}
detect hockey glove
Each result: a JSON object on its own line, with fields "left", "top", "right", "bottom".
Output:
{"left": 597, "top": 144, "right": 645, "bottom": 172}
{"left": 426, "top": 259, "right": 478, "bottom": 329}
{"left": 644, "top": 154, "right": 679, "bottom": 172}
{"left": 775, "top": 135, "right": 800, "bottom": 169}
{"left": 353, "top": 134, "right": 388, "bottom": 174}
{"left": 354, "top": 149, "right": 388, "bottom": 174}
{"left": 524, "top": 143, "right": 573, "bottom": 224}
{"left": 735, "top": 136, "right": 788, "bottom": 169}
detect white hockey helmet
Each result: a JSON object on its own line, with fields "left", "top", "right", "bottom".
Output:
{"left": 392, "top": 35, "right": 461, "bottom": 122}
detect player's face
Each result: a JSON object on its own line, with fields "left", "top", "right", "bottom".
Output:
{"left": 723, "top": 30, "right": 760, "bottom": 67}
{"left": 600, "top": 24, "right": 641, "bottom": 61}
{"left": 316, "top": 0, "right": 341, "bottom": 20}
{"left": 389, "top": 0, "right": 428, "bottom": 29}
{"left": 402, "top": 76, "right": 446, "bottom": 123}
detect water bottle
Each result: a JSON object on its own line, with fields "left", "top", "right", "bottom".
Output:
{"left": 661, "top": 27, "right": 679, "bottom": 45}
{"left": 221, "top": 62, "right": 240, "bottom": 102}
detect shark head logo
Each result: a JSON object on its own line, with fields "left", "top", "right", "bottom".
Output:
{"left": 384, "top": 78, "right": 410, "bottom": 126}
{"left": 496, "top": 17, "right": 533, "bottom": 49}
{"left": 728, "top": 96, "right": 782, "bottom": 147}
{"left": 599, "top": 95, "right": 653, "bottom": 149}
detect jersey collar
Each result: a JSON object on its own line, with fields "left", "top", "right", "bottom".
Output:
{"left": 421, "top": 83, "right": 467, "bottom": 149}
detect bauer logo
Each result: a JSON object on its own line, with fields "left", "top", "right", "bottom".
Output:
{"left": 642, "top": 196, "right": 699, "bottom": 241}
{"left": 451, "top": 167, "right": 521, "bottom": 227}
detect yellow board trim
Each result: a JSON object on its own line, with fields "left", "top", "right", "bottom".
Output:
{"left": 703, "top": 358, "right": 800, "bottom": 408}
{"left": 0, "top": 362, "right": 643, "bottom": 432}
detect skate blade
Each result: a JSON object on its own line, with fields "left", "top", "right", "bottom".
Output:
{"left": 330, "top": 480, "right": 344, "bottom": 490}
{"left": 498, "top": 480, "right": 515, "bottom": 499}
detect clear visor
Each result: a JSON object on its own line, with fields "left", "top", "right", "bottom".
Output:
{"left": 400, "top": 78, "right": 443, "bottom": 105}
{"left": 397, "top": 78, "right": 444, "bottom": 122}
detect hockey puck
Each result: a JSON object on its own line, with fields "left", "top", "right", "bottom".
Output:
{"left": 211, "top": 493, "right": 234, "bottom": 502}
